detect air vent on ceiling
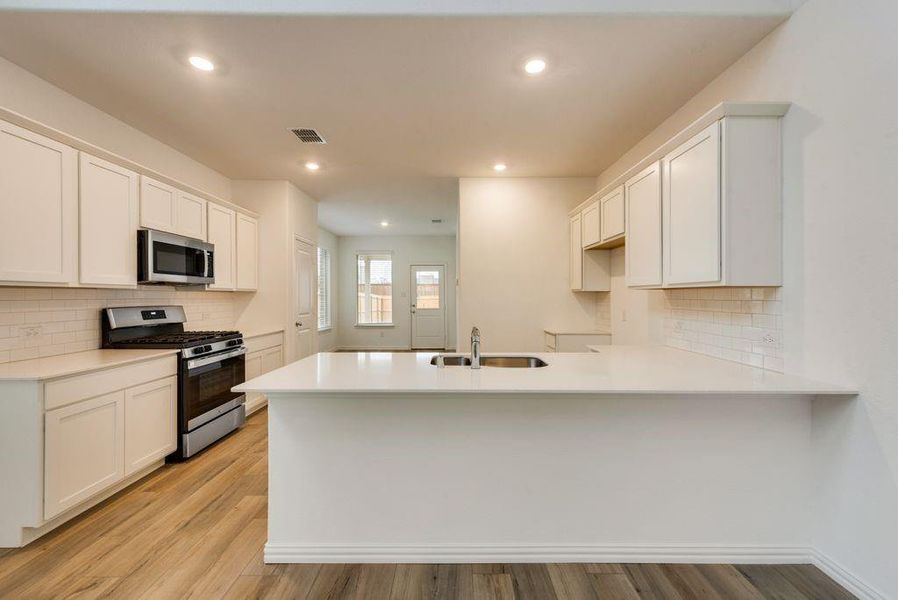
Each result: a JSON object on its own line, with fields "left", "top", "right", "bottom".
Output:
{"left": 290, "top": 128, "right": 327, "bottom": 144}
{"left": 432, "top": 219, "right": 443, "bottom": 224}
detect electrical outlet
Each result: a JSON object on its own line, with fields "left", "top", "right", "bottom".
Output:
{"left": 763, "top": 333, "right": 776, "bottom": 344}
{"left": 621, "top": 309, "right": 627, "bottom": 322}
{"left": 22, "top": 326, "right": 42, "bottom": 337}
{"left": 379, "top": 331, "right": 384, "bottom": 338}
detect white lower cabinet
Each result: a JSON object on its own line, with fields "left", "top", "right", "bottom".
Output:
{"left": 124, "top": 376, "right": 177, "bottom": 476}
{"left": 243, "top": 333, "right": 284, "bottom": 414}
{"left": 41, "top": 356, "right": 177, "bottom": 522}
{"left": 44, "top": 391, "right": 125, "bottom": 520}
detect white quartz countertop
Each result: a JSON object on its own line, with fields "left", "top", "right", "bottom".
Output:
{"left": 0, "top": 348, "right": 179, "bottom": 381}
{"left": 234, "top": 345, "right": 855, "bottom": 396}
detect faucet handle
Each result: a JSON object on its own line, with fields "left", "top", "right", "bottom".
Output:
{"left": 471, "top": 326, "right": 480, "bottom": 340}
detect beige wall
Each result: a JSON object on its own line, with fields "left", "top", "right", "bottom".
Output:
{"left": 232, "top": 181, "right": 318, "bottom": 362}
{"left": 336, "top": 235, "right": 457, "bottom": 351}
{"left": 458, "top": 177, "right": 601, "bottom": 352}
{"left": 608, "top": 247, "right": 664, "bottom": 345}
{"left": 597, "top": 0, "right": 898, "bottom": 595}
{"left": 0, "top": 56, "right": 231, "bottom": 200}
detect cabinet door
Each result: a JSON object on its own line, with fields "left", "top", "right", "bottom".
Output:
{"left": 177, "top": 191, "right": 207, "bottom": 240}
{"left": 79, "top": 153, "right": 139, "bottom": 286}
{"left": 663, "top": 121, "right": 722, "bottom": 286}
{"left": 569, "top": 214, "right": 582, "bottom": 290}
{"left": 261, "top": 346, "right": 283, "bottom": 373}
{"left": 0, "top": 120, "right": 77, "bottom": 284}
{"left": 207, "top": 203, "right": 236, "bottom": 290}
{"left": 140, "top": 176, "right": 178, "bottom": 233}
{"left": 45, "top": 391, "right": 125, "bottom": 520}
{"left": 600, "top": 185, "right": 625, "bottom": 242}
{"left": 124, "top": 376, "right": 177, "bottom": 476}
{"left": 581, "top": 201, "right": 600, "bottom": 247}
{"left": 625, "top": 161, "right": 663, "bottom": 288}
{"left": 243, "top": 350, "right": 264, "bottom": 411}
{"left": 235, "top": 213, "right": 259, "bottom": 291}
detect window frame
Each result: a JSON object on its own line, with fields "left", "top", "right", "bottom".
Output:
{"left": 317, "top": 246, "right": 332, "bottom": 332}
{"left": 355, "top": 252, "right": 394, "bottom": 327}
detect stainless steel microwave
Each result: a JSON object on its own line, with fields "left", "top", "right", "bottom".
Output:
{"left": 138, "top": 229, "right": 214, "bottom": 285}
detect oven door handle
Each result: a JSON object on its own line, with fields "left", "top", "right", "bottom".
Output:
{"left": 187, "top": 346, "right": 247, "bottom": 371}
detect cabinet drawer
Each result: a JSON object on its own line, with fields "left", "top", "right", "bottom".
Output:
{"left": 45, "top": 356, "right": 177, "bottom": 411}
{"left": 245, "top": 333, "right": 283, "bottom": 354}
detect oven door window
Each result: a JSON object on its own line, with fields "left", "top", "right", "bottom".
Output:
{"left": 182, "top": 354, "right": 245, "bottom": 429}
{"left": 153, "top": 240, "right": 207, "bottom": 277}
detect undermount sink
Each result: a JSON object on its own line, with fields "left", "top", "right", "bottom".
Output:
{"left": 430, "top": 355, "right": 548, "bottom": 368}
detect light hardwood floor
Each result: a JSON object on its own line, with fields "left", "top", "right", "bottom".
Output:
{"left": 0, "top": 409, "right": 855, "bottom": 599}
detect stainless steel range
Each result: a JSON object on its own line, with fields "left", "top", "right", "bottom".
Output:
{"left": 102, "top": 305, "right": 246, "bottom": 459}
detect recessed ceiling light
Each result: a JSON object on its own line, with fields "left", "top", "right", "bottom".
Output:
{"left": 493, "top": 163, "right": 507, "bottom": 172}
{"left": 188, "top": 55, "right": 215, "bottom": 72}
{"left": 524, "top": 58, "right": 546, "bottom": 75}
{"left": 380, "top": 220, "right": 389, "bottom": 227}
{"left": 305, "top": 161, "right": 320, "bottom": 171}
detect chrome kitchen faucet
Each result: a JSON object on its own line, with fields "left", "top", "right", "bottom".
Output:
{"left": 471, "top": 326, "right": 481, "bottom": 369}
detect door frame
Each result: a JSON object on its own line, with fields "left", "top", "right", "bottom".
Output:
{"left": 409, "top": 263, "right": 448, "bottom": 350}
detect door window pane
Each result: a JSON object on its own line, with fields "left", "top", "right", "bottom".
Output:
{"left": 415, "top": 270, "right": 440, "bottom": 309}
{"left": 357, "top": 253, "right": 392, "bottom": 324}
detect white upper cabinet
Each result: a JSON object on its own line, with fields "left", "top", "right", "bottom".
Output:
{"left": 207, "top": 203, "right": 236, "bottom": 290}
{"left": 79, "top": 153, "right": 139, "bottom": 287}
{"left": 663, "top": 121, "right": 721, "bottom": 286}
{"left": 235, "top": 213, "right": 259, "bottom": 291}
{"left": 570, "top": 214, "right": 583, "bottom": 290}
{"left": 581, "top": 200, "right": 601, "bottom": 248}
{"left": 570, "top": 213, "right": 611, "bottom": 292}
{"left": 599, "top": 185, "right": 625, "bottom": 243}
{"left": 140, "top": 175, "right": 209, "bottom": 240}
{"left": 139, "top": 176, "right": 179, "bottom": 234}
{"left": 662, "top": 116, "right": 782, "bottom": 287}
{"left": 625, "top": 161, "right": 663, "bottom": 288}
{"left": 0, "top": 120, "right": 77, "bottom": 284}
{"left": 176, "top": 191, "right": 207, "bottom": 240}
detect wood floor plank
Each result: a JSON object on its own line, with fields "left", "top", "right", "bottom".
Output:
{"left": 696, "top": 564, "right": 765, "bottom": 599}
{"left": 548, "top": 563, "right": 599, "bottom": 600}
{"left": 591, "top": 573, "right": 641, "bottom": 600}
{"left": 0, "top": 409, "right": 856, "bottom": 600}
{"left": 660, "top": 564, "right": 725, "bottom": 600}
{"left": 267, "top": 564, "right": 322, "bottom": 600}
{"left": 773, "top": 565, "right": 857, "bottom": 600}
{"left": 390, "top": 564, "right": 438, "bottom": 600}
{"left": 621, "top": 564, "right": 686, "bottom": 600}
{"left": 736, "top": 564, "right": 813, "bottom": 600}
{"left": 473, "top": 573, "right": 515, "bottom": 600}
{"left": 507, "top": 563, "right": 557, "bottom": 600}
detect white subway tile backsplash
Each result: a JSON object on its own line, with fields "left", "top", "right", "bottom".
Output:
{"left": 0, "top": 286, "right": 241, "bottom": 366}
{"left": 663, "top": 287, "right": 784, "bottom": 372}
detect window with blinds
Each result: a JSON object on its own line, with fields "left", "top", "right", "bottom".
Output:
{"left": 317, "top": 247, "right": 332, "bottom": 330}
{"left": 357, "top": 253, "right": 393, "bottom": 325}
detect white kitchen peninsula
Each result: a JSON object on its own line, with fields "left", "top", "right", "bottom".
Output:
{"left": 235, "top": 347, "right": 854, "bottom": 564}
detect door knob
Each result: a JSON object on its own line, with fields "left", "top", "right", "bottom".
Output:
{"left": 295, "top": 321, "right": 302, "bottom": 327}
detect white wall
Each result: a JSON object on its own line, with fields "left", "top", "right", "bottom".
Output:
{"left": 317, "top": 227, "right": 339, "bottom": 352}
{"left": 336, "top": 235, "right": 457, "bottom": 351}
{"left": 458, "top": 177, "right": 601, "bottom": 353}
{"left": 0, "top": 56, "right": 231, "bottom": 200}
{"left": 609, "top": 247, "right": 664, "bottom": 345}
{"left": 597, "top": 0, "right": 898, "bottom": 595}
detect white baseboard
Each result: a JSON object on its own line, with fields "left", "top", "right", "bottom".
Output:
{"left": 265, "top": 543, "right": 811, "bottom": 564}
{"left": 812, "top": 550, "right": 888, "bottom": 600}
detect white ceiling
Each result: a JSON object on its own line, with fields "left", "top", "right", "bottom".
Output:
{"left": 0, "top": 11, "right": 788, "bottom": 235}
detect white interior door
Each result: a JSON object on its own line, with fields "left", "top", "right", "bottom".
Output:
{"left": 293, "top": 238, "right": 315, "bottom": 361}
{"left": 411, "top": 265, "right": 446, "bottom": 349}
